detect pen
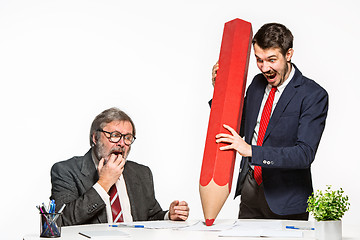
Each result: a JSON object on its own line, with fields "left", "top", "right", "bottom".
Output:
{"left": 52, "top": 204, "right": 66, "bottom": 223}
{"left": 41, "top": 203, "right": 48, "bottom": 214}
{"left": 79, "top": 232, "right": 91, "bottom": 238}
{"left": 50, "top": 200, "right": 56, "bottom": 213}
{"left": 58, "top": 204, "right": 66, "bottom": 214}
{"left": 286, "top": 226, "right": 315, "bottom": 230}
{"left": 109, "top": 224, "right": 145, "bottom": 228}
{"left": 37, "top": 205, "right": 55, "bottom": 236}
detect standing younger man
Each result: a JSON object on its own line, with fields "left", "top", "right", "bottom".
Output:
{"left": 213, "top": 23, "right": 328, "bottom": 219}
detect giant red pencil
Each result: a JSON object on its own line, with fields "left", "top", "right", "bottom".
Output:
{"left": 199, "top": 18, "right": 252, "bottom": 226}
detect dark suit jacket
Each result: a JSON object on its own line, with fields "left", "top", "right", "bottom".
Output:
{"left": 50, "top": 149, "right": 167, "bottom": 226}
{"left": 233, "top": 64, "right": 328, "bottom": 215}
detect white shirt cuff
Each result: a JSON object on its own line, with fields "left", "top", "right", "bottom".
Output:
{"left": 164, "top": 211, "right": 170, "bottom": 220}
{"left": 93, "top": 182, "right": 109, "bottom": 202}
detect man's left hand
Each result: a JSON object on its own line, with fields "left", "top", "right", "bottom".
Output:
{"left": 216, "top": 124, "right": 252, "bottom": 157}
{"left": 169, "top": 200, "right": 189, "bottom": 221}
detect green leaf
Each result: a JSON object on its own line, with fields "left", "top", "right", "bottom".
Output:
{"left": 306, "top": 185, "right": 350, "bottom": 221}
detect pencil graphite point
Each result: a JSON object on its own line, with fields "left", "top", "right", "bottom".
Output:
{"left": 206, "top": 219, "right": 215, "bottom": 226}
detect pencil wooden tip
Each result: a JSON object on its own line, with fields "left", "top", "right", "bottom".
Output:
{"left": 205, "top": 219, "right": 215, "bottom": 226}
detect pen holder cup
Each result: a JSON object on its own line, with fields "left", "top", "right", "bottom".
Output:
{"left": 40, "top": 213, "right": 62, "bottom": 238}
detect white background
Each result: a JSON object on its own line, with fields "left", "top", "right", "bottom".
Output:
{"left": 0, "top": 0, "right": 359, "bottom": 239}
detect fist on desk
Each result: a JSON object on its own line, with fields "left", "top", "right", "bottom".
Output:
{"left": 169, "top": 200, "right": 189, "bottom": 221}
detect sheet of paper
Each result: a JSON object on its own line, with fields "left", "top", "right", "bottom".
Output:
{"left": 234, "top": 220, "right": 283, "bottom": 230}
{"left": 219, "top": 229, "right": 303, "bottom": 238}
{"left": 179, "top": 220, "right": 237, "bottom": 231}
{"left": 79, "top": 229, "right": 129, "bottom": 239}
{"left": 219, "top": 221, "right": 302, "bottom": 238}
{"left": 117, "top": 220, "right": 199, "bottom": 229}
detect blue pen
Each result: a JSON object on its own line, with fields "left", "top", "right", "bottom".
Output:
{"left": 50, "top": 200, "right": 56, "bottom": 213}
{"left": 133, "top": 225, "right": 144, "bottom": 228}
{"left": 286, "top": 226, "right": 315, "bottom": 230}
{"left": 109, "top": 224, "right": 144, "bottom": 228}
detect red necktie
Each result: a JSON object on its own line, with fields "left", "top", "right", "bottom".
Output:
{"left": 109, "top": 184, "right": 124, "bottom": 223}
{"left": 254, "top": 87, "right": 277, "bottom": 185}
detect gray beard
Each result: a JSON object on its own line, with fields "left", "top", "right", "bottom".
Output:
{"left": 93, "top": 140, "right": 130, "bottom": 162}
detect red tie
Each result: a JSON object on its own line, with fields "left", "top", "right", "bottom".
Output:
{"left": 254, "top": 87, "right": 277, "bottom": 185}
{"left": 109, "top": 184, "right": 124, "bottom": 223}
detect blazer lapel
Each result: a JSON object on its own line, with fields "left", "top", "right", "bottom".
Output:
{"left": 245, "top": 81, "right": 267, "bottom": 141}
{"left": 263, "top": 65, "right": 303, "bottom": 142}
{"left": 80, "top": 149, "right": 106, "bottom": 223}
{"left": 80, "top": 149, "right": 99, "bottom": 189}
{"left": 123, "top": 162, "right": 141, "bottom": 221}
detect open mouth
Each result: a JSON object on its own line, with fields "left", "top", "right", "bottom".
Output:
{"left": 111, "top": 149, "right": 123, "bottom": 156}
{"left": 265, "top": 72, "right": 277, "bottom": 80}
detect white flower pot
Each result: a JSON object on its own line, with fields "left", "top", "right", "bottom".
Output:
{"left": 315, "top": 220, "right": 342, "bottom": 240}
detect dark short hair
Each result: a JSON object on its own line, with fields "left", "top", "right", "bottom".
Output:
{"left": 89, "top": 107, "right": 136, "bottom": 147}
{"left": 252, "top": 23, "right": 293, "bottom": 56}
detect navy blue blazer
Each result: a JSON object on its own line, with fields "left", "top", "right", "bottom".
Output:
{"left": 234, "top": 64, "right": 328, "bottom": 215}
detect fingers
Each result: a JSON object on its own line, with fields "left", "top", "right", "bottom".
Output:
{"left": 212, "top": 61, "right": 219, "bottom": 87}
{"left": 174, "top": 201, "right": 189, "bottom": 220}
{"left": 97, "top": 154, "right": 125, "bottom": 192}
{"left": 215, "top": 124, "right": 238, "bottom": 142}
{"left": 216, "top": 136, "right": 234, "bottom": 144}
{"left": 178, "top": 201, "right": 188, "bottom": 206}
{"left": 215, "top": 124, "right": 237, "bottom": 137}
{"left": 170, "top": 200, "right": 179, "bottom": 207}
{"left": 174, "top": 214, "right": 188, "bottom": 221}
{"left": 98, "top": 158, "right": 105, "bottom": 171}
{"left": 216, "top": 134, "right": 236, "bottom": 151}
{"left": 215, "top": 124, "right": 240, "bottom": 151}
{"left": 107, "top": 153, "right": 122, "bottom": 164}
{"left": 222, "top": 124, "right": 237, "bottom": 135}
{"left": 214, "top": 124, "right": 252, "bottom": 157}
{"left": 169, "top": 200, "right": 189, "bottom": 221}
{"left": 105, "top": 154, "right": 125, "bottom": 169}
{"left": 219, "top": 145, "right": 234, "bottom": 151}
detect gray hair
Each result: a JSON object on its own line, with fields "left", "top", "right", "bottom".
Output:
{"left": 89, "top": 107, "right": 136, "bottom": 147}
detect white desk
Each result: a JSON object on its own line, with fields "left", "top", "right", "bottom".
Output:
{"left": 23, "top": 219, "right": 360, "bottom": 240}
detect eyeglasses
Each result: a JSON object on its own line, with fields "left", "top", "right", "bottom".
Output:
{"left": 97, "top": 129, "right": 136, "bottom": 146}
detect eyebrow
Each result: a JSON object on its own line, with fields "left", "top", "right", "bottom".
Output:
{"left": 255, "top": 54, "right": 278, "bottom": 59}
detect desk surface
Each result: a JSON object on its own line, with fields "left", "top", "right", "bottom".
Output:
{"left": 23, "top": 219, "right": 360, "bottom": 240}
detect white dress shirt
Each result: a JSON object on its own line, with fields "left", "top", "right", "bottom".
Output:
{"left": 91, "top": 151, "right": 169, "bottom": 222}
{"left": 251, "top": 65, "right": 295, "bottom": 146}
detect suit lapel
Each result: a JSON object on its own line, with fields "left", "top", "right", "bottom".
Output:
{"left": 263, "top": 65, "right": 303, "bottom": 143}
{"left": 123, "top": 162, "right": 141, "bottom": 221}
{"left": 80, "top": 149, "right": 107, "bottom": 223}
{"left": 245, "top": 81, "right": 267, "bottom": 141}
{"left": 80, "top": 149, "right": 99, "bottom": 189}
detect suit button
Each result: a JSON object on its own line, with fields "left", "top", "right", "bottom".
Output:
{"left": 88, "top": 204, "right": 98, "bottom": 213}
{"left": 267, "top": 161, "right": 270, "bottom": 165}
{"left": 263, "top": 160, "right": 267, "bottom": 164}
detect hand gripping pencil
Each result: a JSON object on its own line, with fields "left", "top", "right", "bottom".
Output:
{"left": 199, "top": 18, "right": 252, "bottom": 226}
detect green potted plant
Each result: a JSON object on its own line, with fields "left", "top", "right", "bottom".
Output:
{"left": 307, "top": 185, "right": 350, "bottom": 240}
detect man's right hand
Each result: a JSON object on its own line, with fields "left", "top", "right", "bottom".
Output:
{"left": 212, "top": 61, "right": 219, "bottom": 87}
{"left": 97, "top": 154, "right": 125, "bottom": 192}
